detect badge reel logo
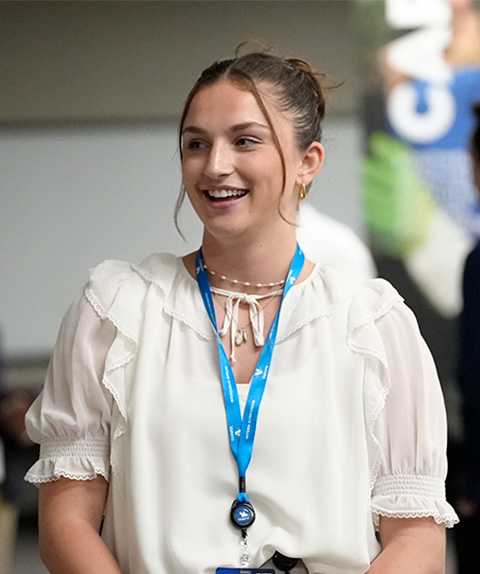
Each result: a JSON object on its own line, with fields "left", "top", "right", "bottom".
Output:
{"left": 230, "top": 501, "right": 256, "bottom": 528}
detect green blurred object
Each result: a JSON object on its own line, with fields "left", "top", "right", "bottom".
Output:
{"left": 363, "top": 132, "right": 435, "bottom": 257}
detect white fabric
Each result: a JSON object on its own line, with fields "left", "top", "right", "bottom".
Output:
{"left": 24, "top": 254, "right": 458, "bottom": 574}
{"left": 297, "top": 204, "right": 377, "bottom": 280}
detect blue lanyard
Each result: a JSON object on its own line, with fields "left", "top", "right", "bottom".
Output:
{"left": 195, "top": 245, "right": 304, "bottom": 505}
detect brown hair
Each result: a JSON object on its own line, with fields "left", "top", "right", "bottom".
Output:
{"left": 175, "top": 48, "right": 329, "bottom": 232}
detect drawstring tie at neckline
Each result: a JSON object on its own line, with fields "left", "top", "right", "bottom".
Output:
{"left": 210, "top": 286, "right": 283, "bottom": 363}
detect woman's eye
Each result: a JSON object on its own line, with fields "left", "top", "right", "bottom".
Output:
{"left": 184, "top": 140, "right": 205, "bottom": 151}
{"left": 236, "top": 137, "right": 259, "bottom": 148}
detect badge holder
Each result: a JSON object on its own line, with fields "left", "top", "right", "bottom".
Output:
{"left": 216, "top": 501, "right": 269, "bottom": 574}
{"left": 230, "top": 489, "right": 256, "bottom": 566}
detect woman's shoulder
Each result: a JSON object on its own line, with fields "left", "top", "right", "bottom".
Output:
{"left": 89, "top": 252, "right": 180, "bottom": 281}
{"left": 89, "top": 252, "right": 183, "bottom": 289}
{"left": 85, "top": 252, "right": 185, "bottom": 317}
{"left": 312, "top": 263, "right": 403, "bottom": 318}
{"left": 84, "top": 252, "right": 212, "bottom": 343}
{"left": 282, "top": 264, "right": 403, "bottom": 345}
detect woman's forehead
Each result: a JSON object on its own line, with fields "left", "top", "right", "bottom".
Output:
{"left": 185, "top": 79, "right": 290, "bottom": 131}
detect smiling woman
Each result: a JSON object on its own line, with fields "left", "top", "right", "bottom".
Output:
{"left": 23, "top": 48, "right": 457, "bottom": 574}
{"left": 176, "top": 52, "right": 327, "bottom": 239}
{"left": 180, "top": 80, "right": 319, "bottom": 258}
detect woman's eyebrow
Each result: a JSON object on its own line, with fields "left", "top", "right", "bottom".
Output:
{"left": 230, "top": 121, "right": 270, "bottom": 132}
{"left": 182, "top": 125, "right": 205, "bottom": 135}
{"left": 182, "top": 121, "right": 270, "bottom": 135}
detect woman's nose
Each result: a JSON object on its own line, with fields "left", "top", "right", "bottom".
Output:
{"left": 204, "top": 142, "right": 233, "bottom": 178}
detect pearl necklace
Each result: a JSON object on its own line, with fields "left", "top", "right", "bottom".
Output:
{"left": 203, "top": 262, "right": 286, "bottom": 289}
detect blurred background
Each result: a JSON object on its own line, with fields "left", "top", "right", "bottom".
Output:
{"left": 1, "top": 1, "right": 479, "bottom": 572}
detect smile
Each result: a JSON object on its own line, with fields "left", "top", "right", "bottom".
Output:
{"left": 206, "top": 189, "right": 248, "bottom": 199}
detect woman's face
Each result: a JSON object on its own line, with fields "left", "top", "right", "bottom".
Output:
{"left": 181, "top": 80, "right": 308, "bottom": 244}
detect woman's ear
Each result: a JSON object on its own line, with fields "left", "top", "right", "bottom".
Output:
{"left": 297, "top": 142, "right": 324, "bottom": 186}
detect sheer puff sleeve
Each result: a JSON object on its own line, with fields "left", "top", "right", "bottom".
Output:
{"left": 369, "top": 301, "right": 458, "bottom": 528}
{"left": 24, "top": 289, "right": 116, "bottom": 484}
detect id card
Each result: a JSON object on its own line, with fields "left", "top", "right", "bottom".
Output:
{"left": 216, "top": 569, "right": 275, "bottom": 574}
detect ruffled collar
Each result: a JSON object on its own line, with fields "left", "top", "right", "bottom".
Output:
{"left": 132, "top": 253, "right": 364, "bottom": 343}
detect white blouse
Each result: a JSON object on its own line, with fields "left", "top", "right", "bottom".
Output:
{"left": 25, "top": 253, "right": 458, "bottom": 574}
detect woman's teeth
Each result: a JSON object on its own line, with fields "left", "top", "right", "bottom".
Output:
{"left": 208, "top": 189, "right": 247, "bottom": 199}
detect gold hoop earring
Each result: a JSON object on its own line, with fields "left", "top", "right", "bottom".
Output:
{"left": 299, "top": 182, "right": 307, "bottom": 200}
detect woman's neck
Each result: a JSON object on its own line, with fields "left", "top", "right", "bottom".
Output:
{"left": 182, "top": 228, "right": 314, "bottom": 294}
{"left": 203, "top": 232, "right": 296, "bottom": 287}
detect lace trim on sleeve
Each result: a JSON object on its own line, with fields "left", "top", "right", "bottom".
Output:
{"left": 24, "top": 437, "right": 110, "bottom": 484}
{"left": 371, "top": 474, "right": 459, "bottom": 528}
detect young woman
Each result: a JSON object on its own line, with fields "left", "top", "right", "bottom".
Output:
{"left": 25, "top": 51, "right": 457, "bottom": 574}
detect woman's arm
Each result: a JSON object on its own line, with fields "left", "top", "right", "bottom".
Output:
{"left": 368, "top": 516, "right": 446, "bottom": 574}
{"left": 39, "top": 477, "right": 123, "bottom": 574}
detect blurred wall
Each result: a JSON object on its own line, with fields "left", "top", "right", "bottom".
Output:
{"left": 0, "top": 0, "right": 359, "bottom": 123}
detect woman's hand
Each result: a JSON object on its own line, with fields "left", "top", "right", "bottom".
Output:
{"left": 39, "top": 476, "right": 123, "bottom": 574}
{"left": 368, "top": 516, "right": 446, "bottom": 574}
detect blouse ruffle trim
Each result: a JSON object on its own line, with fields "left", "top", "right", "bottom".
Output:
{"left": 276, "top": 263, "right": 360, "bottom": 343}
{"left": 84, "top": 286, "right": 134, "bottom": 425}
{"left": 132, "top": 255, "right": 213, "bottom": 341}
{"left": 346, "top": 278, "right": 403, "bottom": 495}
{"left": 371, "top": 474, "right": 459, "bottom": 528}
{"left": 135, "top": 254, "right": 375, "bottom": 345}
{"left": 84, "top": 260, "right": 146, "bottom": 477}
{"left": 25, "top": 437, "right": 110, "bottom": 484}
